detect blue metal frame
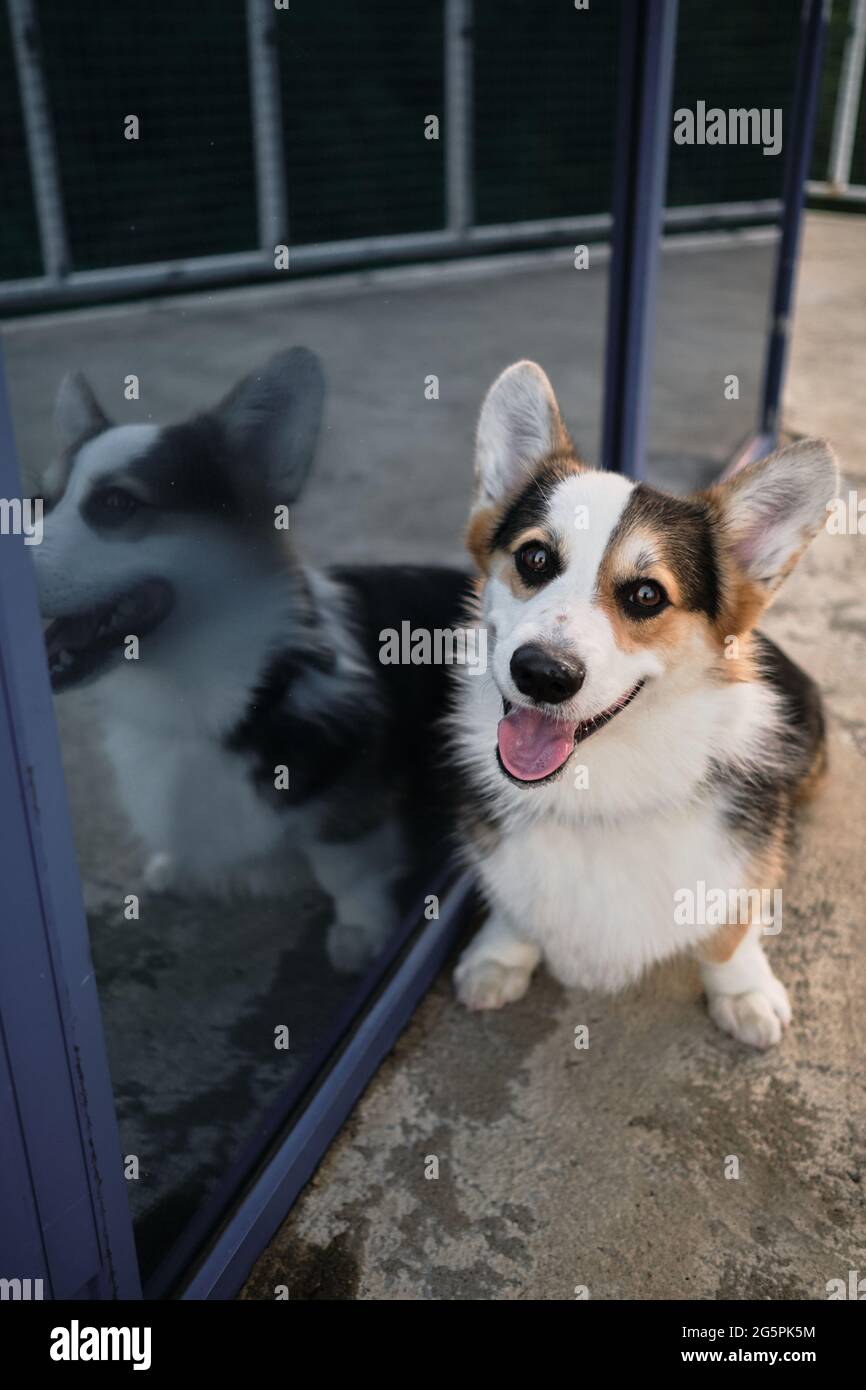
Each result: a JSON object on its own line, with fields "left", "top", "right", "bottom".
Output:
{"left": 601, "top": 0, "right": 679, "bottom": 478}
{"left": 0, "top": 355, "right": 140, "bottom": 1299}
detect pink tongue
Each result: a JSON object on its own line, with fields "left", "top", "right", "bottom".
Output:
{"left": 497, "top": 706, "right": 578, "bottom": 781}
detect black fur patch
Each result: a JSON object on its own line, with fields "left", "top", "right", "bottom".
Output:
{"left": 226, "top": 564, "right": 475, "bottom": 845}
{"left": 490, "top": 460, "right": 574, "bottom": 552}
{"left": 126, "top": 416, "right": 248, "bottom": 519}
{"left": 716, "top": 767, "right": 790, "bottom": 851}
{"left": 752, "top": 631, "right": 825, "bottom": 777}
{"left": 609, "top": 485, "right": 720, "bottom": 620}
{"left": 710, "top": 632, "right": 825, "bottom": 853}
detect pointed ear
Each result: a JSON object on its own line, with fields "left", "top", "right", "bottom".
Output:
{"left": 217, "top": 347, "right": 325, "bottom": 502}
{"left": 710, "top": 438, "right": 838, "bottom": 596}
{"left": 54, "top": 372, "right": 111, "bottom": 450}
{"left": 473, "top": 360, "right": 571, "bottom": 508}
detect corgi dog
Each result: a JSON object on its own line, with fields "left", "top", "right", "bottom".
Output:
{"left": 450, "top": 361, "right": 838, "bottom": 1047}
{"left": 33, "top": 348, "right": 469, "bottom": 971}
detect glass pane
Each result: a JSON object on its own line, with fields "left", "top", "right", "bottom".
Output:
{"left": 3, "top": 0, "right": 616, "bottom": 1289}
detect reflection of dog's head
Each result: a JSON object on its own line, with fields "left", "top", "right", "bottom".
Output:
{"left": 466, "top": 360, "right": 838, "bottom": 786}
{"left": 35, "top": 348, "right": 325, "bottom": 691}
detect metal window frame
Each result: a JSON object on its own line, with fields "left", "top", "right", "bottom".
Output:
{"left": 601, "top": 0, "right": 679, "bottom": 478}
{"left": 0, "top": 362, "right": 140, "bottom": 1300}
{"left": 0, "top": 0, "right": 827, "bottom": 1302}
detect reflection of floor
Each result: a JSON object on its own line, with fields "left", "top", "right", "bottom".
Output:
{"left": 5, "top": 230, "right": 778, "bottom": 524}
{"left": 59, "top": 693, "right": 380, "bottom": 1283}
{"left": 238, "top": 215, "right": 866, "bottom": 1299}
{"left": 2, "top": 223, "right": 808, "bottom": 1292}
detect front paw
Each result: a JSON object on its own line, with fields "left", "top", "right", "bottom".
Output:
{"left": 326, "top": 920, "right": 382, "bottom": 975}
{"left": 142, "top": 851, "right": 178, "bottom": 893}
{"left": 707, "top": 979, "right": 791, "bottom": 1050}
{"left": 454, "top": 956, "right": 533, "bottom": 1011}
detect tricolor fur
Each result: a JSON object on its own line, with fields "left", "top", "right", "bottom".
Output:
{"left": 450, "top": 360, "right": 838, "bottom": 1047}
{"left": 34, "top": 351, "right": 468, "bottom": 972}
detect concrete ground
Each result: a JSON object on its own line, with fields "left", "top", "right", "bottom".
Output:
{"left": 237, "top": 214, "right": 866, "bottom": 1301}
{"left": 3, "top": 215, "right": 863, "bottom": 1297}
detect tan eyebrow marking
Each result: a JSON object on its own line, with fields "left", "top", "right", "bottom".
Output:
{"left": 507, "top": 526, "right": 551, "bottom": 554}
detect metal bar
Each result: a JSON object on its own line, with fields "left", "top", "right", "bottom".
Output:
{"left": 7, "top": 0, "right": 71, "bottom": 281}
{"left": 0, "top": 200, "right": 784, "bottom": 317}
{"left": 759, "top": 0, "right": 830, "bottom": 439}
{"left": 601, "top": 0, "right": 680, "bottom": 478}
{"left": 445, "top": 0, "right": 474, "bottom": 233}
{"left": 828, "top": 0, "right": 866, "bottom": 189}
{"left": 0, "top": 354, "right": 141, "bottom": 1299}
{"left": 807, "top": 176, "right": 866, "bottom": 198}
{"left": 180, "top": 873, "right": 475, "bottom": 1300}
{"left": 246, "top": 0, "right": 288, "bottom": 250}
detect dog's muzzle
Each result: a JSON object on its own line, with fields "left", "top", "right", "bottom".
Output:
{"left": 44, "top": 578, "right": 175, "bottom": 691}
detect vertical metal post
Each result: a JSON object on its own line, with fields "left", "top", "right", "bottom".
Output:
{"left": 0, "top": 356, "right": 141, "bottom": 1299}
{"left": 601, "top": 0, "right": 679, "bottom": 478}
{"left": 759, "top": 0, "right": 829, "bottom": 439}
{"left": 7, "top": 0, "right": 71, "bottom": 281}
{"left": 246, "top": 0, "right": 289, "bottom": 251}
{"left": 828, "top": 0, "right": 866, "bottom": 191}
{"left": 445, "top": 0, "right": 474, "bottom": 235}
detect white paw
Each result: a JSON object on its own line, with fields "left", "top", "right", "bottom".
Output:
{"left": 142, "top": 852, "right": 177, "bottom": 893}
{"left": 326, "top": 920, "right": 380, "bottom": 975}
{"left": 708, "top": 979, "right": 791, "bottom": 1050}
{"left": 454, "top": 957, "right": 533, "bottom": 1011}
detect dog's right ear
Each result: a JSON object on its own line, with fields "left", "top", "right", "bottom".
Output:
{"left": 473, "top": 360, "right": 571, "bottom": 510}
{"left": 217, "top": 347, "right": 325, "bottom": 503}
{"left": 54, "top": 372, "right": 111, "bottom": 452}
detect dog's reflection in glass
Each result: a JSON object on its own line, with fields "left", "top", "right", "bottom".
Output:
{"left": 34, "top": 349, "right": 465, "bottom": 972}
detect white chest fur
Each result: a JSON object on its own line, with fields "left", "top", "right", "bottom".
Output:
{"left": 100, "top": 681, "right": 290, "bottom": 892}
{"left": 474, "top": 803, "right": 748, "bottom": 992}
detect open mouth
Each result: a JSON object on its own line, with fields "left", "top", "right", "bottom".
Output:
{"left": 496, "top": 680, "right": 645, "bottom": 785}
{"left": 44, "top": 578, "right": 175, "bottom": 692}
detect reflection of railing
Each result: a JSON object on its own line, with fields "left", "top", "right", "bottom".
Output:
{"left": 809, "top": 0, "right": 866, "bottom": 202}
{"left": 3, "top": 0, "right": 786, "bottom": 315}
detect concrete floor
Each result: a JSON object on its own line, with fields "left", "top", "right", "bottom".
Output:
{"left": 236, "top": 214, "right": 866, "bottom": 1301}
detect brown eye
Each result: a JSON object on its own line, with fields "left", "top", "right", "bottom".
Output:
{"left": 626, "top": 579, "right": 668, "bottom": 614}
{"left": 516, "top": 542, "right": 551, "bottom": 580}
{"left": 85, "top": 485, "right": 143, "bottom": 528}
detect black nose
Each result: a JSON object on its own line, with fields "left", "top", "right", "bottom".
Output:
{"left": 510, "top": 644, "right": 586, "bottom": 705}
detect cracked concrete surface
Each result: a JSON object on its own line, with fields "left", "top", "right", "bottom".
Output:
{"left": 241, "top": 214, "right": 866, "bottom": 1301}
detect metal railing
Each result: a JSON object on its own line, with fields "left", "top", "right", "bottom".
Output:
{"left": 3, "top": 0, "right": 786, "bottom": 315}
{"left": 809, "top": 0, "right": 866, "bottom": 201}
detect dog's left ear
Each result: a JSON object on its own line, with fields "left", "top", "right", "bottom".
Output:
{"left": 217, "top": 347, "right": 325, "bottom": 501}
{"left": 709, "top": 438, "right": 838, "bottom": 596}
